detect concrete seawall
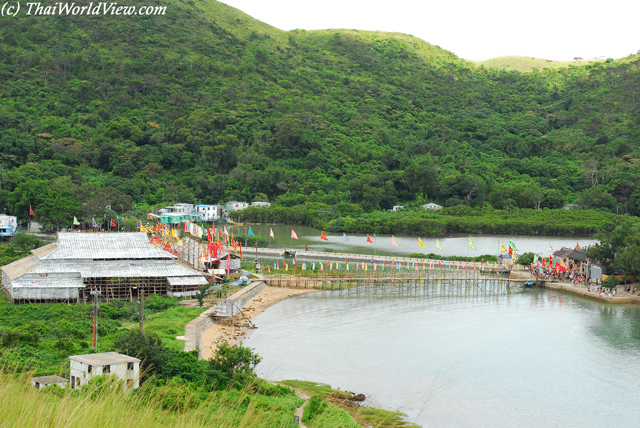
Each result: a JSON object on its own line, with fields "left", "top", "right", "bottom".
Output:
{"left": 184, "top": 275, "right": 268, "bottom": 358}
{"left": 543, "top": 281, "right": 640, "bottom": 304}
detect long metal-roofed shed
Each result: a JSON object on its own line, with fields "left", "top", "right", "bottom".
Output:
{"left": 1, "top": 232, "right": 209, "bottom": 303}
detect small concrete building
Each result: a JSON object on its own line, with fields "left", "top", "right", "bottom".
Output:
{"left": 69, "top": 352, "right": 140, "bottom": 392}
{"left": 0, "top": 214, "right": 18, "bottom": 237}
{"left": 392, "top": 205, "right": 405, "bottom": 211}
{"left": 422, "top": 203, "right": 443, "bottom": 210}
{"left": 250, "top": 202, "right": 271, "bottom": 208}
{"left": 31, "top": 375, "right": 68, "bottom": 389}
{"left": 195, "top": 204, "right": 220, "bottom": 222}
{"left": 226, "top": 201, "right": 249, "bottom": 211}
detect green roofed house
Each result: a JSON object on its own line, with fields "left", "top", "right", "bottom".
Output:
{"left": 149, "top": 203, "right": 199, "bottom": 225}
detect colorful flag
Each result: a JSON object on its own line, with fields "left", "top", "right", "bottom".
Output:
{"left": 291, "top": 229, "right": 298, "bottom": 239}
{"left": 509, "top": 239, "right": 518, "bottom": 252}
{"left": 163, "top": 242, "right": 172, "bottom": 252}
{"left": 366, "top": 235, "right": 373, "bottom": 244}
{"left": 92, "top": 218, "right": 98, "bottom": 228}
{"left": 29, "top": 206, "right": 36, "bottom": 217}
{"left": 147, "top": 213, "right": 153, "bottom": 219}
{"left": 436, "top": 239, "right": 443, "bottom": 251}
{"left": 469, "top": 236, "right": 477, "bottom": 251}
{"left": 343, "top": 233, "right": 349, "bottom": 242}
{"left": 500, "top": 241, "right": 508, "bottom": 253}
{"left": 248, "top": 227, "right": 255, "bottom": 237}
{"left": 270, "top": 228, "right": 274, "bottom": 239}
{"left": 418, "top": 238, "right": 425, "bottom": 248}
{"left": 111, "top": 218, "right": 117, "bottom": 228}
{"left": 320, "top": 231, "right": 329, "bottom": 241}
{"left": 391, "top": 236, "right": 398, "bottom": 247}
{"left": 73, "top": 216, "right": 80, "bottom": 226}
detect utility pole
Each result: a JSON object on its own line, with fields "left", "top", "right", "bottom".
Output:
{"left": 90, "top": 290, "right": 101, "bottom": 349}
{"left": 139, "top": 287, "right": 145, "bottom": 333}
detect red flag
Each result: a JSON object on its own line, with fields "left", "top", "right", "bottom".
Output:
{"left": 163, "top": 242, "right": 172, "bottom": 252}
{"left": 320, "top": 231, "right": 329, "bottom": 241}
{"left": 147, "top": 213, "right": 153, "bottom": 219}
{"left": 110, "top": 219, "right": 117, "bottom": 228}
{"left": 177, "top": 223, "right": 182, "bottom": 231}
{"left": 366, "top": 235, "right": 373, "bottom": 243}
{"left": 29, "top": 206, "right": 36, "bottom": 217}
{"left": 207, "top": 228, "right": 213, "bottom": 242}
{"left": 575, "top": 242, "right": 580, "bottom": 249}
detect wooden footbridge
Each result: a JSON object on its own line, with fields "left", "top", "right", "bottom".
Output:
{"left": 264, "top": 267, "right": 529, "bottom": 296}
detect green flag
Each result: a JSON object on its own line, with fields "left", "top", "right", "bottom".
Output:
{"left": 73, "top": 216, "right": 80, "bottom": 226}
{"left": 509, "top": 239, "right": 518, "bottom": 252}
{"left": 469, "top": 236, "right": 477, "bottom": 251}
{"left": 436, "top": 239, "right": 443, "bottom": 251}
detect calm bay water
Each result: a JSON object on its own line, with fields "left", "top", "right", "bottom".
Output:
{"left": 228, "top": 224, "right": 596, "bottom": 258}
{"left": 243, "top": 287, "right": 640, "bottom": 427}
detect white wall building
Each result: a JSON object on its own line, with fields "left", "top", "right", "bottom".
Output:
{"left": 195, "top": 204, "right": 219, "bottom": 221}
{"left": 0, "top": 214, "right": 18, "bottom": 237}
{"left": 250, "top": 202, "right": 271, "bottom": 208}
{"left": 392, "top": 205, "right": 405, "bottom": 211}
{"left": 422, "top": 203, "right": 443, "bottom": 210}
{"left": 69, "top": 352, "right": 141, "bottom": 392}
{"left": 226, "top": 201, "right": 249, "bottom": 211}
{"left": 31, "top": 375, "right": 68, "bottom": 389}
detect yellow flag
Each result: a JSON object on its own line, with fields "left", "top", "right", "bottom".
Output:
{"left": 418, "top": 238, "right": 425, "bottom": 248}
{"left": 500, "top": 241, "right": 508, "bottom": 253}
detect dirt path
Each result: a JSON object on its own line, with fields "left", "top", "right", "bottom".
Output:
{"left": 201, "top": 286, "right": 321, "bottom": 360}
{"left": 292, "top": 388, "right": 310, "bottom": 428}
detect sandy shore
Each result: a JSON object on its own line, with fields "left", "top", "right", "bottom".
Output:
{"left": 201, "top": 287, "right": 320, "bottom": 360}
{"left": 543, "top": 280, "right": 640, "bottom": 304}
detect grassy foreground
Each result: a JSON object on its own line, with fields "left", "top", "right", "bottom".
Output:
{"left": 0, "top": 374, "right": 301, "bottom": 428}
{"left": 282, "top": 380, "right": 419, "bottom": 428}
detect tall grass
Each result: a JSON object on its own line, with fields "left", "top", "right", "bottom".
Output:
{"left": 0, "top": 374, "right": 301, "bottom": 428}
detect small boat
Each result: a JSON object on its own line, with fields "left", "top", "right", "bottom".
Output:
{"left": 523, "top": 281, "right": 535, "bottom": 287}
{"left": 280, "top": 249, "right": 296, "bottom": 258}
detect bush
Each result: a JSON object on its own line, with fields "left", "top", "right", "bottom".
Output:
{"left": 303, "top": 394, "right": 327, "bottom": 422}
{"left": 516, "top": 252, "right": 534, "bottom": 265}
{"left": 209, "top": 343, "right": 262, "bottom": 388}
{"left": 10, "top": 233, "right": 45, "bottom": 252}
{"left": 144, "top": 294, "right": 178, "bottom": 311}
{"left": 601, "top": 276, "right": 619, "bottom": 288}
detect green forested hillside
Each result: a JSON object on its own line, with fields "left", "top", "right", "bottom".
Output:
{"left": 1, "top": 0, "right": 640, "bottom": 228}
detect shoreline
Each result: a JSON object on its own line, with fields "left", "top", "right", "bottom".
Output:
{"left": 542, "top": 280, "right": 640, "bottom": 304}
{"left": 201, "top": 286, "right": 321, "bottom": 360}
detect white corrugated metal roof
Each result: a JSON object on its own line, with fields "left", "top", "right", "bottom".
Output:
{"left": 31, "top": 259, "right": 204, "bottom": 278}
{"left": 69, "top": 352, "right": 140, "bottom": 365}
{"left": 42, "top": 232, "right": 174, "bottom": 260}
{"left": 167, "top": 276, "right": 209, "bottom": 286}
{"left": 2, "top": 256, "right": 40, "bottom": 280}
{"left": 13, "top": 272, "right": 84, "bottom": 289}
{"left": 31, "top": 243, "right": 59, "bottom": 259}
